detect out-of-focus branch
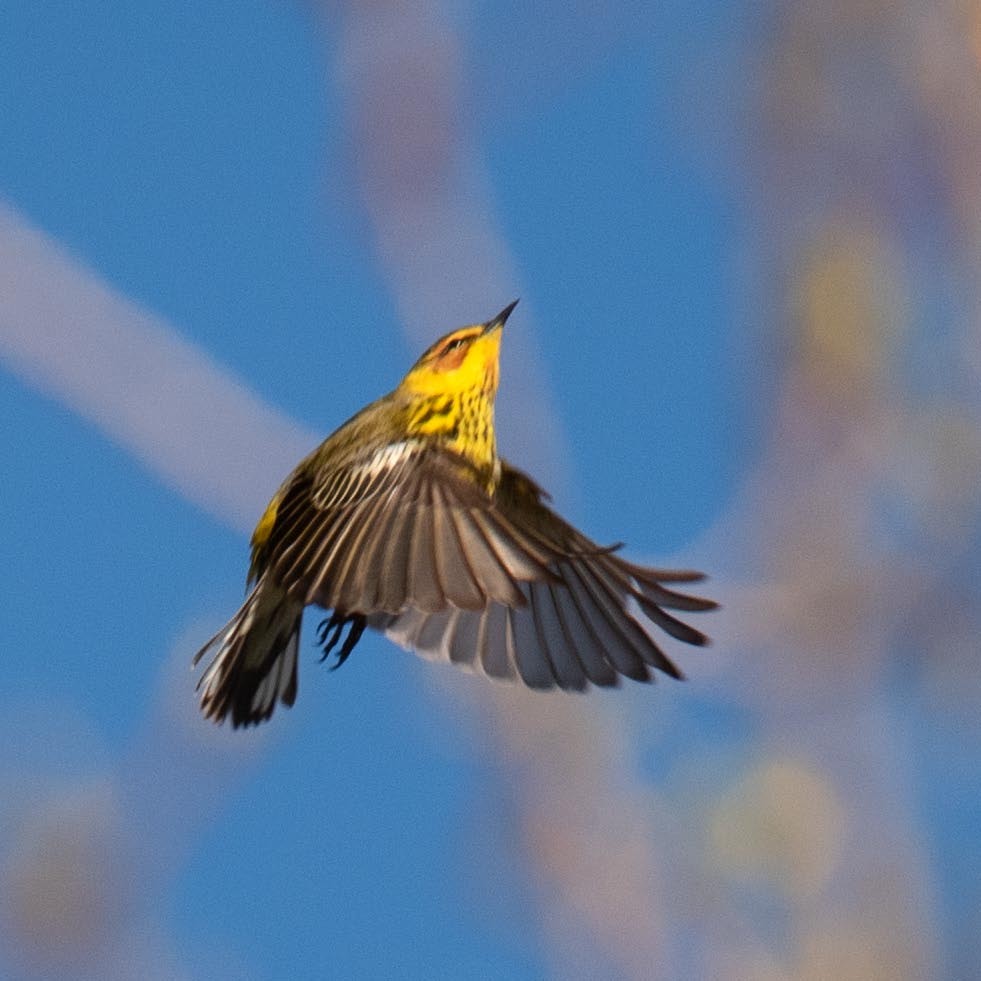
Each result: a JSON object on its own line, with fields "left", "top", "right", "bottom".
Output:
{"left": 322, "top": 3, "right": 676, "bottom": 976}
{"left": 0, "top": 202, "right": 286, "bottom": 979}
{"left": 0, "top": 201, "right": 316, "bottom": 536}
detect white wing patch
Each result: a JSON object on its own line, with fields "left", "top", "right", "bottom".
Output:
{"left": 311, "top": 440, "right": 421, "bottom": 510}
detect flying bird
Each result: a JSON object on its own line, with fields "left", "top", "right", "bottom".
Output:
{"left": 194, "top": 302, "right": 716, "bottom": 726}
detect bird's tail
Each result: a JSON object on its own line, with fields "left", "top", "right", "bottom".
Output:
{"left": 193, "top": 575, "right": 303, "bottom": 727}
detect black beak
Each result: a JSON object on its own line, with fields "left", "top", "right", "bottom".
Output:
{"left": 483, "top": 299, "right": 519, "bottom": 333}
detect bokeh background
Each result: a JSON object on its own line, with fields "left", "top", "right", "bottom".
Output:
{"left": 2, "top": 2, "right": 979, "bottom": 979}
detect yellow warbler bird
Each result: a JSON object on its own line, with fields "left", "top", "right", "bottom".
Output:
{"left": 194, "top": 302, "right": 716, "bottom": 727}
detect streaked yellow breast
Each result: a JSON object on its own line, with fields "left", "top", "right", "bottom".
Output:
{"left": 406, "top": 387, "right": 498, "bottom": 478}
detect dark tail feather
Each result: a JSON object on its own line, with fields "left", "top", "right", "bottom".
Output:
{"left": 193, "top": 577, "right": 303, "bottom": 728}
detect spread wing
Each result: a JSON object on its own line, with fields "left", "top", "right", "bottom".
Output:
{"left": 258, "top": 442, "right": 563, "bottom": 615}
{"left": 259, "top": 445, "right": 715, "bottom": 690}
{"left": 368, "top": 462, "right": 716, "bottom": 690}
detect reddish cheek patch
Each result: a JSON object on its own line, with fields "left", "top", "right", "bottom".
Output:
{"left": 436, "top": 347, "right": 468, "bottom": 371}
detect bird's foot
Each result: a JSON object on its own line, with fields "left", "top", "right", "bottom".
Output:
{"left": 316, "top": 612, "right": 367, "bottom": 670}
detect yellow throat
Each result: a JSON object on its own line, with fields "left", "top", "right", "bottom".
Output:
{"left": 398, "top": 304, "right": 514, "bottom": 474}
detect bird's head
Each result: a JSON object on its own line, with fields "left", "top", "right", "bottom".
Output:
{"left": 399, "top": 301, "right": 517, "bottom": 399}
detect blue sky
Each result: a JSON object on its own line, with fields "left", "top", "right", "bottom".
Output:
{"left": 3, "top": 2, "right": 975, "bottom": 980}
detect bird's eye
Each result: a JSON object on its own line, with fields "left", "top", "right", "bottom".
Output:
{"left": 443, "top": 337, "right": 467, "bottom": 354}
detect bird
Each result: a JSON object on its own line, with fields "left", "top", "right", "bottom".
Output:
{"left": 193, "top": 301, "right": 716, "bottom": 727}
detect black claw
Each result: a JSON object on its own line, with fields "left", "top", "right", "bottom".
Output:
{"left": 331, "top": 616, "right": 366, "bottom": 671}
{"left": 316, "top": 612, "right": 367, "bottom": 670}
{"left": 316, "top": 615, "right": 345, "bottom": 661}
